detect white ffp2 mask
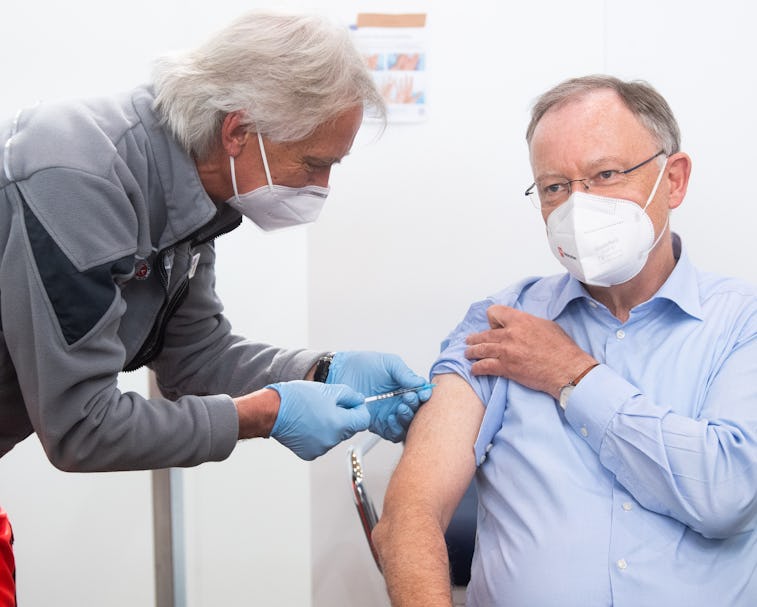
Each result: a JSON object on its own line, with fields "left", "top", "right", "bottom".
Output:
{"left": 226, "top": 132, "right": 329, "bottom": 231}
{"left": 545, "top": 158, "right": 668, "bottom": 287}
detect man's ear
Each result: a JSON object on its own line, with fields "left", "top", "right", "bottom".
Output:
{"left": 221, "top": 111, "right": 251, "bottom": 157}
{"left": 665, "top": 152, "right": 692, "bottom": 210}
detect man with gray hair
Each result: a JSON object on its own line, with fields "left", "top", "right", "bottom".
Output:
{"left": 0, "top": 11, "right": 431, "bottom": 603}
{"left": 373, "top": 75, "right": 757, "bottom": 605}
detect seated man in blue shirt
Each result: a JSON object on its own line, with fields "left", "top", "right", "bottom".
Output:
{"left": 372, "top": 75, "right": 757, "bottom": 606}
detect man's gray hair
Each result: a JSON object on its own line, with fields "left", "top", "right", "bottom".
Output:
{"left": 152, "top": 11, "right": 386, "bottom": 159}
{"left": 525, "top": 75, "right": 680, "bottom": 156}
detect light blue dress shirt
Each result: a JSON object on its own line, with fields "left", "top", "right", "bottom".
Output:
{"left": 431, "top": 235, "right": 757, "bottom": 606}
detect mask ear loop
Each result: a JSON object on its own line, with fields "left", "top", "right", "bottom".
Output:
{"left": 643, "top": 156, "right": 668, "bottom": 211}
{"left": 256, "top": 132, "right": 275, "bottom": 190}
{"left": 229, "top": 156, "right": 241, "bottom": 201}
{"left": 228, "top": 132, "right": 275, "bottom": 202}
{"left": 642, "top": 156, "right": 670, "bottom": 255}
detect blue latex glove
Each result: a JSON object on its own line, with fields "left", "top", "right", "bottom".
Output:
{"left": 268, "top": 380, "right": 370, "bottom": 461}
{"left": 326, "top": 351, "right": 433, "bottom": 442}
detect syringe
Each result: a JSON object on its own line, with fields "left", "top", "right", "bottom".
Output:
{"left": 364, "top": 383, "right": 436, "bottom": 403}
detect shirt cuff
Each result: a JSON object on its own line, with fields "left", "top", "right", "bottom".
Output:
{"left": 564, "top": 364, "right": 639, "bottom": 453}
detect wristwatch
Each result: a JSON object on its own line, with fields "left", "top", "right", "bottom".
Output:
{"left": 558, "top": 362, "right": 599, "bottom": 411}
{"left": 313, "top": 352, "right": 335, "bottom": 383}
{"left": 558, "top": 384, "right": 573, "bottom": 411}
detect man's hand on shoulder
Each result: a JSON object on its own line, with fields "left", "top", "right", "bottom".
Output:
{"left": 464, "top": 305, "right": 597, "bottom": 399}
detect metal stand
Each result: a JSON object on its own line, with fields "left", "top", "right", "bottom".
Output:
{"left": 150, "top": 373, "right": 186, "bottom": 607}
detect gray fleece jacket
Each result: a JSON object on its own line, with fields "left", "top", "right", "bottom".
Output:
{"left": 0, "top": 86, "right": 321, "bottom": 471}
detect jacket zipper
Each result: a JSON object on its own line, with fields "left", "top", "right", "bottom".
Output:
{"left": 123, "top": 215, "right": 242, "bottom": 372}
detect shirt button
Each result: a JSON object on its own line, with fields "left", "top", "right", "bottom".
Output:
{"left": 479, "top": 455, "right": 486, "bottom": 465}
{"left": 617, "top": 559, "right": 628, "bottom": 570}
{"left": 485, "top": 443, "right": 493, "bottom": 453}
{"left": 616, "top": 329, "right": 625, "bottom": 339}
{"left": 622, "top": 502, "right": 633, "bottom": 511}
{"left": 588, "top": 301, "right": 598, "bottom": 308}
{"left": 580, "top": 427, "right": 589, "bottom": 437}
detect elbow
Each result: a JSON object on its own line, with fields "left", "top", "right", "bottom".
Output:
{"left": 372, "top": 510, "right": 416, "bottom": 571}
{"left": 43, "top": 446, "right": 86, "bottom": 472}
{"left": 36, "top": 429, "right": 72, "bottom": 471}
{"left": 694, "top": 512, "right": 756, "bottom": 540}
{"left": 371, "top": 517, "right": 391, "bottom": 567}
{"left": 39, "top": 430, "right": 108, "bottom": 473}
{"left": 688, "top": 495, "right": 757, "bottom": 540}
{"left": 42, "top": 439, "right": 93, "bottom": 472}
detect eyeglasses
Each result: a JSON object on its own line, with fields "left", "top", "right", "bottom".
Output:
{"left": 524, "top": 150, "right": 666, "bottom": 209}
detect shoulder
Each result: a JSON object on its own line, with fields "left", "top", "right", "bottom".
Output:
{"left": 697, "top": 269, "right": 757, "bottom": 302}
{"left": 470, "top": 274, "right": 564, "bottom": 321}
{"left": 489, "top": 274, "right": 565, "bottom": 305}
{"left": 444, "top": 275, "right": 553, "bottom": 341}
{"left": 696, "top": 269, "right": 757, "bottom": 334}
{"left": 4, "top": 88, "right": 149, "bottom": 183}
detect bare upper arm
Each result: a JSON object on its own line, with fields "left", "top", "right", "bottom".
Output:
{"left": 383, "top": 372, "right": 484, "bottom": 530}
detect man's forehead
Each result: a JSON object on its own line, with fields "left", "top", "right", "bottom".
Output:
{"left": 530, "top": 91, "right": 654, "bottom": 164}
{"left": 536, "top": 89, "right": 630, "bottom": 133}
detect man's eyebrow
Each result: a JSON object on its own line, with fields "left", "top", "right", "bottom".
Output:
{"left": 534, "top": 171, "right": 568, "bottom": 182}
{"left": 584, "top": 155, "right": 625, "bottom": 169}
{"left": 534, "top": 156, "right": 627, "bottom": 181}
{"left": 304, "top": 152, "right": 350, "bottom": 166}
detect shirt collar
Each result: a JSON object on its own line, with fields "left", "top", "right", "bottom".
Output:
{"left": 546, "top": 273, "right": 586, "bottom": 320}
{"left": 654, "top": 233, "right": 703, "bottom": 320}
{"left": 546, "top": 233, "right": 703, "bottom": 321}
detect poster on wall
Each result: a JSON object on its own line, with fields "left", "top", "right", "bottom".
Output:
{"left": 351, "top": 13, "right": 427, "bottom": 123}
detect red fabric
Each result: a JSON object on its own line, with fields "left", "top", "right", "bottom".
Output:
{"left": 0, "top": 508, "right": 15, "bottom": 607}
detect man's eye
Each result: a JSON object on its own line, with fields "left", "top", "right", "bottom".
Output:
{"left": 596, "top": 169, "right": 619, "bottom": 181}
{"left": 544, "top": 183, "right": 565, "bottom": 194}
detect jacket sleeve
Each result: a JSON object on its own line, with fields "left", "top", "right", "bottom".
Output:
{"left": 1, "top": 178, "right": 239, "bottom": 472}
{"left": 151, "top": 239, "right": 323, "bottom": 400}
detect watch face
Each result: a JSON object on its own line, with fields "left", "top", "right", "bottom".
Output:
{"left": 559, "top": 384, "right": 575, "bottom": 410}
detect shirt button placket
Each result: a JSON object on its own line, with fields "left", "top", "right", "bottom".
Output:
{"left": 605, "top": 325, "right": 627, "bottom": 370}
{"left": 609, "top": 487, "right": 634, "bottom": 593}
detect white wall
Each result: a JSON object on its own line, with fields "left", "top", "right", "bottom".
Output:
{"left": 0, "top": 1, "right": 756, "bottom": 606}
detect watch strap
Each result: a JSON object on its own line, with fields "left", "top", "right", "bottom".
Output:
{"left": 313, "top": 352, "right": 335, "bottom": 383}
{"left": 570, "top": 362, "right": 600, "bottom": 387}
{"left": 558, "top": 362, "right": 599, "bottom": 410}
